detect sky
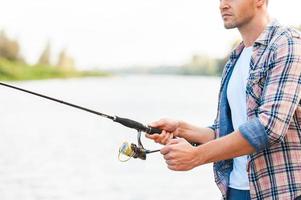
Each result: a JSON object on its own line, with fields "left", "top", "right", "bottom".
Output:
{"left": 0, "top": 0, "right": 301, "bottom": 69}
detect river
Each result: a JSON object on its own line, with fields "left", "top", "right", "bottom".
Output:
{"left": 0, "top": 75, "right": 221, "bottom": 200}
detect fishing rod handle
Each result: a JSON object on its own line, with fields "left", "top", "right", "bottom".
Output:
{"left": 113, "top": 116, "right": 162, "bottom": 134}
{"left": 147, "top": 126, "right": 162, "bottom": 134}
{"left": 113, "top": 116, "right": 199, "bottom": 146}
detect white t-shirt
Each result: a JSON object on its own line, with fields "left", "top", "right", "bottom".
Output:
{"left": 227, "top": 46, "right": 253, "bottom": 190}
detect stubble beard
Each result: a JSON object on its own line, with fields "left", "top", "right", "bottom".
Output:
{"left": 224, "top": 14, "right": 254, "bottom": 30}
{"left": 224, "top": 21, "right": 237, "bottom": 29}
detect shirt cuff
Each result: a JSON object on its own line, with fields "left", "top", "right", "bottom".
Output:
{"left": 207, "top": 125, "right": 217, "bottom": 139}
{"left": 238, "top": 118, "right": 268, "bottom": 151}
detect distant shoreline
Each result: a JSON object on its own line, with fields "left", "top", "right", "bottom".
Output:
{"left": 0, "top": 58, "right": 111, "bottom": 81}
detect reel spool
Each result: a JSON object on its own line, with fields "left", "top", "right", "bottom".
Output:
{"left": 118, "top": 142, "right": 147, "bottom": 162}
{"left": 118, "top": 130, "right": 158, "bottom": 162}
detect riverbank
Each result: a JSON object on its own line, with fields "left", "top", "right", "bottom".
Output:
{"left": 0, "top": 58, "right": 110, "bottom": 81}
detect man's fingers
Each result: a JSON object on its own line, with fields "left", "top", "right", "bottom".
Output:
{"left": 145, "top": 133, "right": 159, "bottom": 140}
{"left": 146, "top": 127, "right": 175, "bottom": 145}
{"left": 161, "top": 134, "right": 169, "bottom": 145}
{"left": 167, "top": 165, "right": 179, "bottom": 171}
{"left": 160, "top": 130, "right": 167, "bottom": 138}
{"left": 153, "top": 130, "right": 165, "bottom": 143}
{"left": 166, "top": 159, "right": 177, "bottom": 166}
{"left": 160, "top": 145, "right": 172, "bottom": 155}
{"left": 164, "top": 152, "right": 174, "bottom": 160}
{"left": 161, "top": 130, "right": 171, "bottom": 144}
{"left": 168, "top": 133, "right": 174, "bottom": 141}
{"left": 166, "top": 138, "right": 180, "bottom": 145}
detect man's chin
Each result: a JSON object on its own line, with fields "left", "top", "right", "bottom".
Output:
{"left": 224, "top": 23, "right": 236, "bottom": 29}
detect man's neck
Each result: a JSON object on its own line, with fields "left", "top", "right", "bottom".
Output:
{"left": 238, "top": 14, "right": 270, "bottom": 47}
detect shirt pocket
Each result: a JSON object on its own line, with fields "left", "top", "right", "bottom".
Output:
{"left": 246, "top": 66, "right": 267, "bottom": 105}
{"left": 248, "top": 66, "right": 267, "bottom": 86}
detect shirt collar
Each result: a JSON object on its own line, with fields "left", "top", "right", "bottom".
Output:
{"left": 254, "top": 18, "right": 280, "bottom": 46}
{"left": 230, "top": 19, "right": 280, "bottom": 60}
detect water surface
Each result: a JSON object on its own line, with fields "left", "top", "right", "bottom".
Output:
{"left": 0, "top": 75, "right": 221, "bottom": 200}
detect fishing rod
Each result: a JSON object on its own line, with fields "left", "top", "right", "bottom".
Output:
{"left": 0, "top": 82, "right": 198, "bottom": 161}
{"left": 0, "top": 81, "right": 163, "bottom": 161}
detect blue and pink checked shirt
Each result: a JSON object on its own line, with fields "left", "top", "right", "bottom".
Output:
{"left": 210, "top": 19, "right": 301, "bottom": 199}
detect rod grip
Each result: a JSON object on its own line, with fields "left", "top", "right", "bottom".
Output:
{"left": 114, "top": 116, "right": 162, "bottom": 134}
{"left": 147, "top": 126, "right": 162, "bottom": 134}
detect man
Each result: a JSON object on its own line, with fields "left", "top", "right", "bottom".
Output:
{"left": 146, "top": 0, "right": 301, "bottom": 199}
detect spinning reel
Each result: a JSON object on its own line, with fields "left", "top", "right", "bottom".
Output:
{"left": 118, "top": 130, "right": 159, "bottom": 162}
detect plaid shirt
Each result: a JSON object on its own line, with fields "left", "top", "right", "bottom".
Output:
{"left": 210, "top": 20, "right": 301, "bottom": 199}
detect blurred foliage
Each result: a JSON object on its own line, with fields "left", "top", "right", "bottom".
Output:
{"left": 0, "top": 58, "right": 109, "bottom": 81}
{"left": 56, "top": 48, "right": 75, "bottom": 70}
{"left": 0, "top": 30, "right": 110, "bottom": 81}
{"left": 146, "top": 39, "right": 241, "bottom": 76}
{"left": 0, "top": 31, "right": 23, "bottom": 62}
{"left": 181, "top": 54, "right": 225, "bottom": 76}
{"left": 37, "top": 42, "right": 51, "bottom": 66}
{"left": 0, "top": 58, "right": 110, "bottom": 81}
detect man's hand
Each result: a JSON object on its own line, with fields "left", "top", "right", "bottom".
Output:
{"left": 146, "top": 118, "right": 216, "bottom": 145}
{"left": 160, "top": 138, "right": 203, "bottom": 171}
{"left": 145, "top": 118, "right": 180, "bottom": 145}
